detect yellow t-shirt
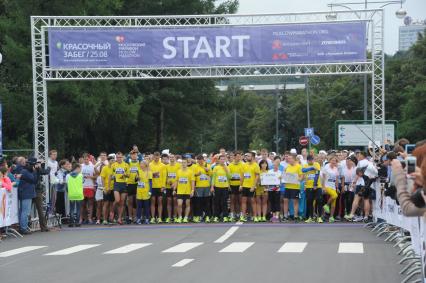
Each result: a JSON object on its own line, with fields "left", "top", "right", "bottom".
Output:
{"left": 111, "top": 162, "right": 129, "bottom": 183}
{"left": 285, "top": 163, "right": 303, "bottom": 190}
{"left": 127, "top": 160, "right": 141, "bottom": 185}
{"left": 136, "top": 169, "right": 152, "bottom": 200}
{"left": 212, "top": 165, "right": 229, "bottom": 189}
{"left": 149, "top": 161, "right": 166, "bottom": 188}
{"left": 303, "top": 162, "right": 322, "bottom": 189}
{"left": 193, "top": 163, "right": 211, "bottom": 188}
{"left": 242, "top": 162, "right": 260, "bottom": 188}
{"left": 228, "top": 161, "right": 244, "bottom": 186}
{"left": 176, "top": 169, "right": 194, "bottom": 195}
{"left": 166, "top": 163, "right": 181, "bottom": 189}
{"left": 100, "top": 165, "right": 113, "bottom": 191}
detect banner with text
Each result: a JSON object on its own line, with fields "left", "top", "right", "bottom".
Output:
{"left": 48, "top": 21, "right": 366, "bottom": 69}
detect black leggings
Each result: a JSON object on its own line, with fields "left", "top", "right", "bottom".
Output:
{"left": 193, "top": 197, "right": 212, "bottom": 217}
{"left": 214, "top": 188, "right": 229, "bottom": 218}
{"left": 268, "top": 191, "right": 281, "bottom": 213}
{"left": 55, "top": 191, "right": 66, "bottom": 216}
{"left": 306, "top": 188, "right": 323, "bottom": 218}
{"left": 343, "top": 191, "right": 354, "bottom": 215}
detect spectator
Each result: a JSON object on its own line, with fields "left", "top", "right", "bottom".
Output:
{"left": 67, "top": 163, "right": 84, "bottom": 227}
{"left": 17, "top": 157, "right": 38, "bottom": 235}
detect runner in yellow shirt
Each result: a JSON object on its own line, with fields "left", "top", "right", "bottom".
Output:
{"left": 303, "top": 155, "right": 323, "bottom": 223}
{"left": 136, "top": 161, "right": 152, "bottom": 225}
{"left": 100, "top": 155, "right": 115, "bottom": 224}
{"left": 228, "top": 151, "right": 244, "bottom": 222}
{"left": 240, "top": 152, "right": 260, "bottom": 222}
{"left": 173, "top": 158, "right": 195, "bottom": 223}
{"left": 110, "top": 152, "right": 129, "bottom": 225}
{"left": 283, "top": 154, "right": 304, "bottom": 222}
{"left": 165, "top": 154, "right": 181, "bottom": 223}
{"left": 256, "top": 160, "right": 269, "bottom": 222}
{"left": 149, "top": 152, "right": 166, "bottom": 224}
{"left": 211, "top": 155, "right": 231, "bottom": 223}
{"left": 126, "top": 150, "right": 141, "bottom": 224}
{"left": 193, "top": 155, "right": 211, "bottom": 223}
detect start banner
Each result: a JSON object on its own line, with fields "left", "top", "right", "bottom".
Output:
{"left": 48, "top": 21, "right": 366, "bottom": 69}
{"left": 0, "top": 187, "right": 19, "bottom": 228}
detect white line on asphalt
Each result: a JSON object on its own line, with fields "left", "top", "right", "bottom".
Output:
{"left": 219, "top": 242, "right": 254, "bottom": 253}
{"left": 214, "top": 226, "right": 240, "bottom": 243}
{"left": 172, "top": 258, "right": 194, "bottom": 267}
{"left": 0, "top": 246, "right": 47, "bottom": 258}
{"left": 278, "top": 242, "right": 308, "bottom": 253}
{"left": 104, "top": 243, "right": 152, "bottom": 254}
{"left": 338, "top": 243, "right": 364, "bottom": 254}
{"left": 162, "top": 242, "right": 204, "bottom": 253}
{"left": 44, "top": 244, "right": 100, "bottom": 256}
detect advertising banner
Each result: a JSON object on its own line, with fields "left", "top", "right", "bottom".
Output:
{"left": 48, "top": 21, "right": 366, "bottom": 69}
{"left": 0, "top": 187, "right": 19, "bottom": 228}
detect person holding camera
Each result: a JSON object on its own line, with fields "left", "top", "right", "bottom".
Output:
{"left": 17, "top": 158, "right": 39, "bottom": 235}
{"left": 392, "top": 144, "right": 426, "bottom": 216}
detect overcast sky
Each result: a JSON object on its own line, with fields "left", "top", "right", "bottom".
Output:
{"left": 228, "top": 0, "right": 426, "bottom": 54}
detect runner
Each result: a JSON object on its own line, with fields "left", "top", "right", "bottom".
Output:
{"left": 126, "top": 150, "right": 141, "bottom": 224}
{"left": 256, "top": 160, "right": 269, "bottom": 222}
{"left": 136, "top": 161, "right": 152, "bottom": 225}
{"left": 283, "top": 154, "right": 304, "bottom": 222}
{"left": 193, "top": 155, "right": 211, "bottom": 223}
{"left": 303, "top": 155, "right": 322, "bottom": 223}
{"left": 240, "top": 152, "right": 260, "bottom": 222}
{"left": 341, "top": 156, "right": 357, "bottom": 220}
{"left": 165, "top": 154, "right": 180, "bottom": 223}
{"left": 94, "top": 152, "right": 107, "bottom": 224}
{"left": 111, "top": 152, "right": 129, "bottom": 225}
{"left": 211, "top": 155, "right": 231, "bottom": 223}
{"left": 100, "top": 154, "right": 115, "bottom": 224}
{"left": 228, "top": 151, "right": 244, "bottom": 222}
{"left": 268, "top": 158, "right": 282, "bottom": 223}
{"left": 321, "top": 155, "right": 340, "bottom": 223}
{"left": 173, "top": 158, "right": 195, "bottom": 223}
{"left": 80, "top": 153, "right": 96, "bottom": 224}
{"left": 149, "top": 152, "right": 166, "bottom": 223}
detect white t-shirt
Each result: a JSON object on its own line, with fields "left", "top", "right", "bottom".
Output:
{"left": 357, "top": 159, "right": 378, "bottom": 179}
{"left": 341, "top": 165, "right": 356, "bottom": 184}
{"left": 47, "top": 158, "right": 58, "bottom": 183}
{"left": 82, "top": 163, "right": 95, "bottom": 189}
{"left": 321, "top": 164, "right": 339, "bottom": 190}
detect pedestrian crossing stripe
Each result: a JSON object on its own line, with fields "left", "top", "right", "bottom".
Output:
{"left": 219, "top": 242, "right": 254, "bottom": 253}
{"left": 104, "top": 243, "right": 152, "bottom": 254}
{"left": 162, "top": 242, "right": 204, "bottom": 253}
{"left": 44, "top": 244, "right": 100, "bottom": 256}
{"left": 0, "top": 246, "right": 47, "bottom": 258}
{"left": 278, "top": 242, "right": 308, "bottom": 253}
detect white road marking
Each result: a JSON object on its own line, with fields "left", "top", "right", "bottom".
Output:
{"left": 162, "top": 242, "right": 203, "bottom": 253}
{"left": 0, "top": 246, "right": 47, "bottom": 258}
{"left": 44, "top": 244, "right": 100, "bottom": 256}
{"left": 214, "top": 226, "right": 240, "bottom": 243}
{"left": 104, "top": 243, "right": 152, "bottom": 254}
{"left": 278, "top": 242, "right": 308, "bottom": 253}
{"left": 172, "top": 258, "right": 194, "bottom": 267}
{"left": 219, "top": 242, "right": 254, "bottom": 253}
{"left": 338, "top": 243, "right": 364, "bottom": 254}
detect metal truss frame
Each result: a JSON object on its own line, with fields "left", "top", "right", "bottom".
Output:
{"left": 31, "top": 9, "right": 385, "bottom": 204}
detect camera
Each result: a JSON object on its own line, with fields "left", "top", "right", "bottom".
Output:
{"left": 407, "top": 156, "right": 416, "bottom": 174}
{"left": 410, "top": 187, "right": 426, "bottom": 208}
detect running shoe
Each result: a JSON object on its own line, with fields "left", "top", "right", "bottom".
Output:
{"left": 223, "top": 217, "right": 229, "bottom": 223}
{"left": 239, "top": 215, "right": 247, "bottom": 222}
{"left": 344, "top": 214, "right": 354, "bottom": 221}
{"left": 282, "top": 217, "right": 290, "bottom": 222}
{"left": 213, "top": 217, "right": 219, "bottom": 223}
{"left": 193, "top": 217, "right": 201, "bottom": 223}
{"left": 150, "top": 218, "right": 156, "bottom": 224}
{"left": 157, "top": 218, "right": 163, "bottom": 224}
{"left": 183, "top": 217, "right": 189, "bottom": 223}
{"left": 205, "top": 216, "right": 211, "bottom": 223}
{"left": 254, "top": 217, "right": 260, "bottom": 223}
{"left": 261, "top": 216, "right": 267, "bottom": 222}
{"left": 95, "top": 220, "right": 100, "bottom": 225}
{"left": 175, "top": 217, "right": 182, "bottom": 224}
{"left": 305, "top": 217, "right": 314, "bottom": 223}
{"left": 329, "top": 216, "right": 335, "bottom": 223}
{"left": 363, "top": 217, "right": 370, "bottom": 223}
{"left": 102, "top": 220, "right": 108, "bottom": 225}
{"left": 317, "top": 217, "right": 323, "bottom": 223}
{"left": 136, "top": 219, "right": 142, "bottom": 225}
{"left": 165, "top": 218, "right": 171, "bottom": 224}
{"left": 229, "top": 217, "right": 236, "bottom": 222}
{"left": 144, "top": 219, "right": 150, "bottom": 225}
{"left": 323, "top": 204, "right": 330, "bottom": 214}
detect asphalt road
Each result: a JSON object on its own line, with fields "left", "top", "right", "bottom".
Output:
{"left": 0, "top": 223, "right": 402, "bottom": 283}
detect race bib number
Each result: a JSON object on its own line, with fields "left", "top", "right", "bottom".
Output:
{"left": 153, "top": 172, "right": 160, "bottom": 178}
{"left": 168, "top": 173, "right": 176, "bottom": 179}
{"left": 130, "top": 167, "right": 138, "bottom": 173}
{"left": 115, "top": 168, "right": 124, "bottom": 174}
{"left": 218, "top": 176, "right": 227, "bottom": 182}
{"left": 200, "top": 174, "right": 209, "bottom": 181}
{"left": 179, "top": 177, "right": 188, "bottom": 184}
{"left": 326, "top": 178, "right": 336, "bottom": 189}
{"left": 243, "top": 173, "right": 251, "bottom": 179}
{"left": 137, "top": 181, "right": 145, "bottom": 188}
{"left": 307, "top": 174, "right": 316, "bottom": 180}
{"left": 283, "top": 173, "right": 299, "bottom": 184}
{"left": 231, "top": 174, "right": 240, "bottom": 180}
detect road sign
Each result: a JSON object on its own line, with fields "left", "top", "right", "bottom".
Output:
{"left": 310, "top": 135, "right": 321, "bottom": 145}
{"left": 304, "top": 128, "right": 314, "bottom": 137}
{"left": 299, "top": 136, "right": 309, "bottom": 146}
{"left": 337, "top": 122, "right": 395, "bottom": 146}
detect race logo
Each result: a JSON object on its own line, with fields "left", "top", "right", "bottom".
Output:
{"left": 115, "top": 35, "right": 125, "bottom": 43}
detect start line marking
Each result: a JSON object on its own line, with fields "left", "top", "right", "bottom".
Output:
{"left": 214, "top": 222, "right": 243, "bottom": 243}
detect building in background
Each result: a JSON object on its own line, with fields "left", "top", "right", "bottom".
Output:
{"left": 399, "top": 16, "right": 426, "bottom": 51}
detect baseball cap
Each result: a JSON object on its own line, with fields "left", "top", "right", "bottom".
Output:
{"left": 290, "top": 148, "right": 297, "bottom": 154}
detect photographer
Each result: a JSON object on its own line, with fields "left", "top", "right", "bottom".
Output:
{"left": 391, "top": 144, "right": 426, "bottom": 216}
{"left": 17, "top": 158, "right": 38, "bottom": 235}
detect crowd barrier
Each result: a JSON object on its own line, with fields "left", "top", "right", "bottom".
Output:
{"left": 372, "top": 182, "right": 426, "bottom": 283}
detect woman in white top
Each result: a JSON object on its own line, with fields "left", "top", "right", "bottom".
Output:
{"left": 340, "top": 156, "right": 357, "bottom": 218}
{"left": 321, "top": 155, "right": 340, "bottom": 223}
{"left": 268, "top": 159, "right": 283, "bottom": 222}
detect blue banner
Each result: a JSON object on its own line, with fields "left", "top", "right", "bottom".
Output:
{"left": 48, "top": 21, "right": 366, "bottom": 69}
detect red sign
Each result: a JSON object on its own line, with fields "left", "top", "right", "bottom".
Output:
{"left": 299, "top": 136, "right": 309, "bottom": 146}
